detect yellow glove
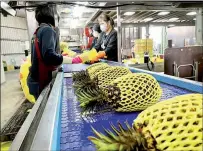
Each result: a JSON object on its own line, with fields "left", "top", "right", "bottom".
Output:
{"left": 97, "top": 51, "right": 106, "bottom": 59}
{"left": 78, "top": 53, "right": 89, "bottom": 63}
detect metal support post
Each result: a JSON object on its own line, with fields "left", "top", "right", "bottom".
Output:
{"left": 146, "top": 24, "right": 150, "bottom": 39}
{"left": 195, "top": 8, "right": 203, "bottom": 45}
{"left": 137, "top": 27, "right": 142, "bottom": 39}
{"left": 194, "top": 62, "right": 199, "bottom": 81}
{"left": 117, "top": 2, "right": 122, "bottom": 63}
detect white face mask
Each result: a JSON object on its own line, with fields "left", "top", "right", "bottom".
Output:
{"left": 93, "top": 31, "right": 99, "bottom": 37}
{"left": 100, "top": 24, "right": 107, "bottom": 32}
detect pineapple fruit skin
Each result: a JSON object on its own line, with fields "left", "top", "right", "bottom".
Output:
{"left": 97, "top": 66, "right": 132, "bottom": 89}
{"left": 111, "top": 73, "right": 162, "bottom": 112}
{"left": 134, "top": 94, "right": 203, "bottom": 151}
{"left": 86, "top": 63, "right": 108, "bottom": 73}
{"left": 87, "top": 63, "right": 110, "bottom": 80}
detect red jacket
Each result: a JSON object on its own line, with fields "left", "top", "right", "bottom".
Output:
{"left": 81, "top": 27, "right": 94, "bottom": 49}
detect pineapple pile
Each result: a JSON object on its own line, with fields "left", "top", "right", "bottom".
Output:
{"left": 110, "top": 73, "right": 162, "bottom": 112}
{"left": 89, "top": 94, "right": 203, "bottom": 151}
{"left": 73, "top": 63, "right": 162, "bottom": 113}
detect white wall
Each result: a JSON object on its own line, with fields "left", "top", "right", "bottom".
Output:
{"left": 1, "top": 11, "right": 29, "bottom": 67}
{"left": 1, "top": 56, "right": 6, "bottom": 84}
{"left": 167, "top": 26, "right": 196, "bottom": 47}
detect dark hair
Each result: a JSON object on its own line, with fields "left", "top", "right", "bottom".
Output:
{"left": 35, "top": 5, "right": 55, "bottom": 26}
{"left": 93, "top": 24, "right": 101, "bottom": 33}
{"left": 98, "top": 13, "right": 114, "bottom": 27}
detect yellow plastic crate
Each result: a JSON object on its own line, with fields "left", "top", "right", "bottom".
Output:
{"left": 7, "top": 65, "right": 15, "bottom": 71}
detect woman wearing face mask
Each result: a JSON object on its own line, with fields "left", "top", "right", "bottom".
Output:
{"left": 95, "top": 13, "right": 118, "bottom": 62}
{"left": 90, "top": 24, "right": 102, "bottom": 50}
{"left": 27, "top": 5, "right": 87, "bottom": 100}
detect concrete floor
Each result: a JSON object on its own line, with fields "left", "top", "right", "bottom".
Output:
{"left": 1, "top": 70, "right": 25, "bottom": 129}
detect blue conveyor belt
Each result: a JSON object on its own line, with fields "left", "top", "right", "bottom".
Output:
{"left": 60, "top": 64, "right": 193, "bottom": 151}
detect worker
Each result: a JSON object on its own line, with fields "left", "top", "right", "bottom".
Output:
{"left": 90, "top": 24, "right": 102, "bottom": 50}
{"left": 27, "top": 5, "right": 86, "bottom": 100}
{"left": 95, "top": 13, "right": 118, "bottom": 62}
{"left": 89, "top": 26, "right": 93, "bottom": 37}
{"left": 81, "top": 27, "right": 94, "bottom": 50}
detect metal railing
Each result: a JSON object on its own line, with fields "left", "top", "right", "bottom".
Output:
{"left": 174, "top": 61, "right": 199, "bottom": 81}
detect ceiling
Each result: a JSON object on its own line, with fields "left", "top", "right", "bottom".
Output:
{"left": 57, "top": 2, "right": 106, "bottom": 28}
{"left": 56, "top": 1, "right": 202, "bottom": 28}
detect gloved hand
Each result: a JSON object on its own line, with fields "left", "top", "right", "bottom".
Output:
{"left": 97, "top": 51, "right": 106, "bottom": 59}
{"left": 90, "top": 56, "right": 99, "bottom": 64}
{"left": 62, "top": 56, "right": 72, "bottom": 64}
{"left": 62, "top": 53, "right": 68, "bottom": 56}
{"left": 72, "top": 56, "right": 82, "bottom": 64}
{"left": 78, "top": 53, "right": 89, "bottom": 63}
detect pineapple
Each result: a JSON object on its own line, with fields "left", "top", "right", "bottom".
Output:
{"left": 88, "top": 94, "right": 203, "bottom": 151}
{"left": 109, "top": 73, "right": 162, "bottom": 112}
{"left": 96, "top": 66, "right": 132, "bottom": 88}
{"left": 88, "top": 64, "right": 110, "bottom": 80}
{"left": 72, "top": 70, "right": 90, "bottom": 83}
{"left": 86, "top": 62, "right": 109, "bottom": 73}
{"left": 72, "top": 63, "right": 108, "bottom": 88}
{"left": 74, "top": 72, "right": 162, "bottom": 113}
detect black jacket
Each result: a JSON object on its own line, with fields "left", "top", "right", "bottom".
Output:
{"left": 90, "top": 37, "right": 98, "bottom": 50}
{"left": 29, "top": 24, "right": 63, "bottom": 82}
{"left": 94, "top": 29, "right": 118, "bottom": 62}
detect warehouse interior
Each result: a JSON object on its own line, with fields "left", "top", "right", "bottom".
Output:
{"left": 1, "top": 1, "right": 203, "bottom": 151}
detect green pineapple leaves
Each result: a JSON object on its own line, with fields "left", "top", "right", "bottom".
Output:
{"left": 88, "top": 122, "right": 150, "bottom": 151}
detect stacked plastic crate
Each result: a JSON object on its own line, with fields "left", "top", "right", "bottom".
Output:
{"left": 134, "top": 39, "right": 153, "bottom": 57}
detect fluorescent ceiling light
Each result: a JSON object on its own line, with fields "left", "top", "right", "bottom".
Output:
{"left": 124, "top": 12, "right": 135, "bottom": 16}
{"left": 75, "top": 2, "right": 88, "bottom": 5}
{"left": 193, "top": 18, "right": 196, "bottom": 20}
{"left": 169, "top": 18, "right": 179, "bottom": 21}
{"left": 158, "top": 12, "right": 170, "bottom": 15}
{"left": 186, "top": 12, "right": 197, "bottom": 16}
{"left": 114, "top": 18, "right": 124, "bottom": 22}
{"left": 99, "top": 2, "right": 106, "bottom": 6}
{"left": 144, "top": 18, "right": 153, "bottom": 22}
{"left": 168, "top": 24, "right": 175, "bottom": 27}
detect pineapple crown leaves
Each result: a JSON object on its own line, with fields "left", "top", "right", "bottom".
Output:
{"left": 103, "top": 85, "right": 122, "bottom": 109}
{"left": 75, "top": 82, "right": 109, "bottom": 113}
{"left": 74, "top": 77, "right": 122, "bottom": 113}
{"left": 88, "top": 121, "right": 151, "bottom": 151}
{"left": 73, "top": 71, "right": 99, "bottom": 89}
{"left": 72, "top": 70, "right": 90, "bottom": 82}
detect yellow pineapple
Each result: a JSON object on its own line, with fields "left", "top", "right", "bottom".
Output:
{"left": 110, "top": 73, "right": 162, "bottom": 112}
{"left": 96, "top": 66, "right": 132, "bottom": 88}
{"left": 86, "top": 62, "right": 108, "bottom": 72}
{"left": 87, "top": 63, "right": 110, "bottom": 80}
{"left": 89, "top": 94, "right": 203, "bottom": 151}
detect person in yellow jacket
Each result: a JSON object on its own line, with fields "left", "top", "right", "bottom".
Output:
{"left": 19, "top": 55, "right": 35, "bottom": 103}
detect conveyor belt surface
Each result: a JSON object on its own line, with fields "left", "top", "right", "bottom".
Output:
{"left": 61, "top": 63, "right": 193, "bottom": 151}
